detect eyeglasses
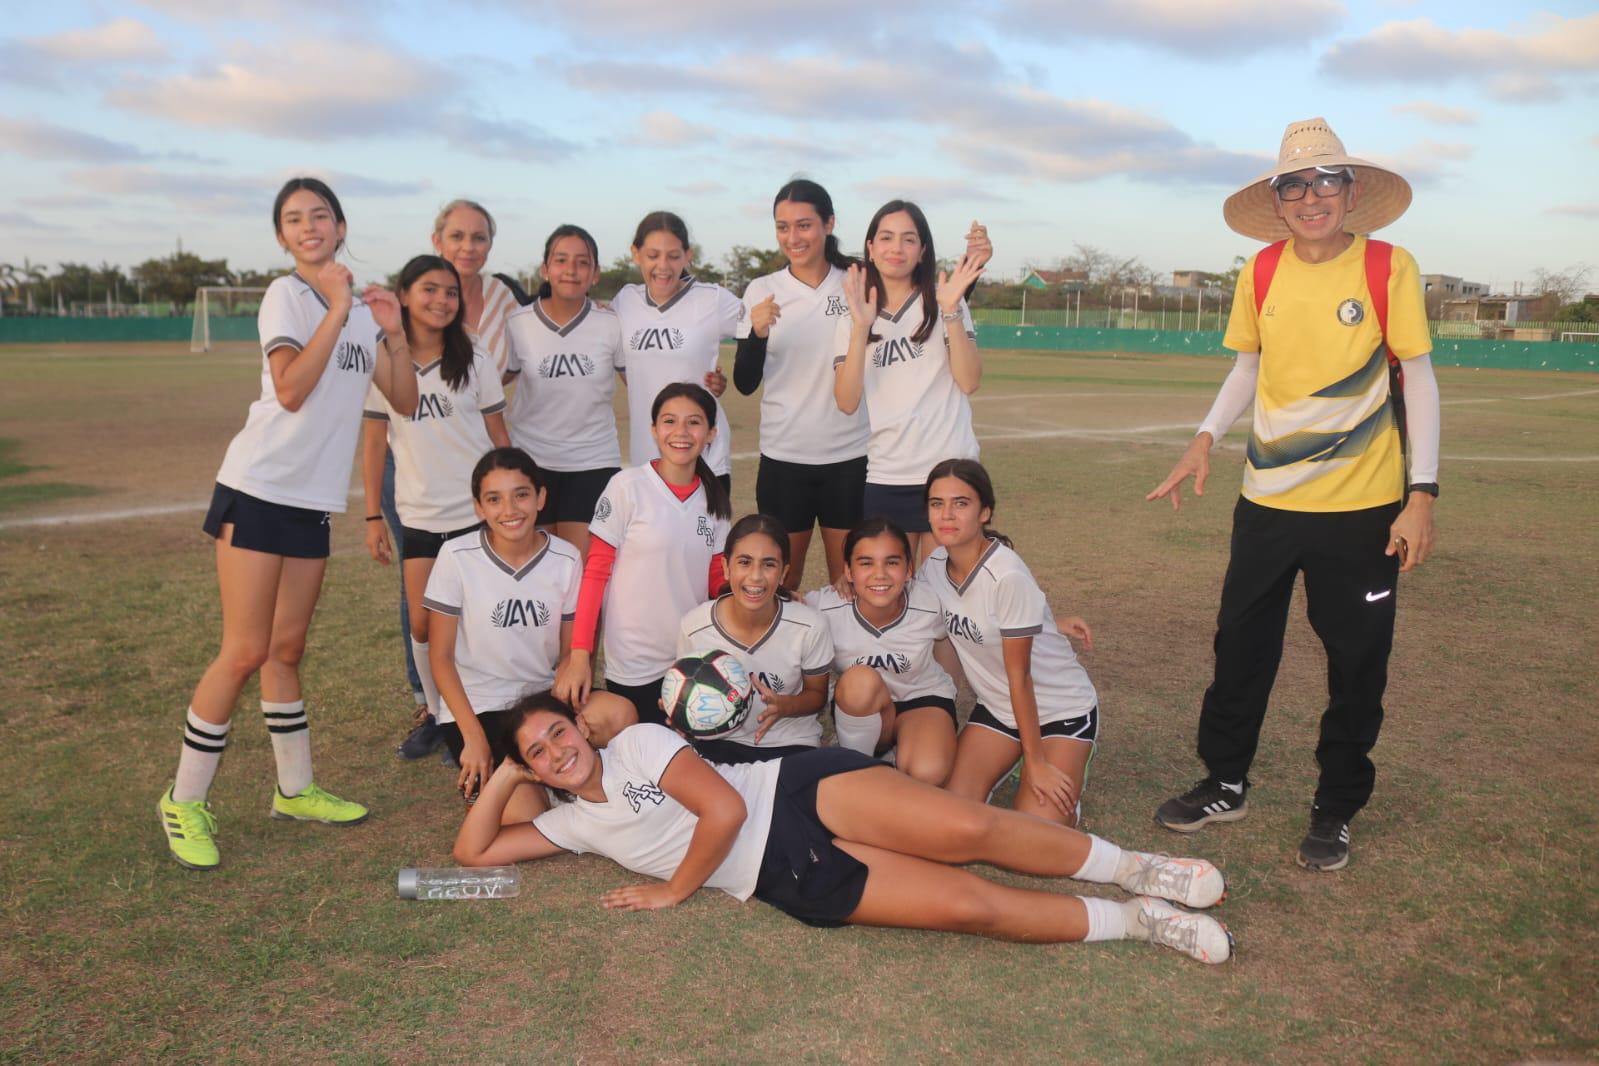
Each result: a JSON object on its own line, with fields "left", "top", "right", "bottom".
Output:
{"left": 1274, "top": 173, "right": 1349, "bottom": 202}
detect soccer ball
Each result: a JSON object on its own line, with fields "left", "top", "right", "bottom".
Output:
{"left": 660, "top": 650, "right": 754, "bottom": 739}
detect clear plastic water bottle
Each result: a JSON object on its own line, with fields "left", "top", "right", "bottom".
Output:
{"left": 397, "top": 866, "right": 521, "bottom": 900}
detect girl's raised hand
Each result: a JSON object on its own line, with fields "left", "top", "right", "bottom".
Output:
{"left": 318, "top": 261, "right": 355, "bottom": 309}
{"left": 843, "top": 263, "right": 877, "bottom": 326}
{"left": 936, "top": 254, "right": 985, "bottom": 315}
{"left": 362, "top": 286, "right": 403, "bottom": 334}
{"left": 963, "top": 221, "right": 993, "bottom": 270}
{"left": 750, "top": 294, "right": 781, "bottom": 338}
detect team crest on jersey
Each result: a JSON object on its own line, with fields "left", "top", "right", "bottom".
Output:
{"left": 490, "top": 598, "right": 551, "bottom": 628}
{"left": 945, "top": 614, "right": 985, "bottom": 645}
{"left": 594, "top": 496, "right": 612, "bottom": 521}
{"left": 824, "top": 296, "right": 847, "bottom": 317}
{"left": 1336, "top": 299, "right": 1365, "bottom": 326}
{"left": 623, "top": 780, "right": 666, "bottom": 812}
{"left": 334, "top": 340, "right": 373, "bottom": 373}
{"left": 855, "top": 652, "right": 912, "bottom": 674}
{"left": 631, "top": 327, "right": 685, "bottom": 350}
{"left": 413, "top": 393, "right": 455, "bottom": 421}
{"left": 754, "top": 671, "right": 786, "bottom": 694}
{"left": 538, "top": 353, "right": 596, "bottom": 378}
{"left": 872, "top": 337, "right": 924, "bottom": 368}
{"left": 696, "top": 515, "right": 714, "bottom": 547}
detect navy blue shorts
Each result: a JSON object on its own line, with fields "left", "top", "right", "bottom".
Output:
{"left": 400, "top": 522, "right": 480, "bottom": 561}
{"left": 203, "top": 482, "right": 330, "bottom": 559}
{"left": 692, "top": 739, "right": 816, "bottom": 765}
{"left": 862, "top": 482, "right": 928, "bottom": 533}
{"left": 964, "top": 703, "right": 1099, "bottom": 745}
{"left": 894, "top": 695, "right": 958, "bottom": 726}
{"left": 605, "top": 677, "right": 666, "bottom": 727}
{"left": 537, "top": 466, "right": 620, "bottom": 527}
{"left": 756, "top": 454, "right": 867, "bottom": 534}
{"left": 754, "top": 747, "right": 878, "bottom": 927}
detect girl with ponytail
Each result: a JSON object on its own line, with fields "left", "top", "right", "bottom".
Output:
{"left": 554, "top": 383, "right": 732, "bottom": 730}
{"left": 503, "top": 224, "right": 623, "bottom": 555}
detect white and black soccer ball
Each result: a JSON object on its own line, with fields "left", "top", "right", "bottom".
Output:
{"left": 660, "top": 650, "right": 754, "bottom": 739}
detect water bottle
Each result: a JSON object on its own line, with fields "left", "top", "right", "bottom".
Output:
{"left": 397, "top": 865, "right": 521, "bottom": 900}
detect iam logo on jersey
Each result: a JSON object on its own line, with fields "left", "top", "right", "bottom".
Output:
{"left": 824, "top": 296, "right": 847, "bottom": 317}
{"left": 623, "top": 780, "right": 666, "bottom": 812}
{"left": 855, "top": 652, "right": 912, "bottom": 674}
{"left": 490, "top": 598, "right": 550, "bottom": 628}
{"left": 335, "top": 340, "right": 373, "bottom": 373}
{"left": 631, "top": 327, "right": 685, "bottom": 350}
{"left": 754, "top": 671, "right": 786, "bottom": 694}
{"left": 538, "top": 353, "right": 596, "bottom": 378}
{"left": 872, "top": 337, "right": 924, "bottom": 368}
{"left": 696, "top": 515, "right": 714, "bottom": 547}
{"left": 1336, "top": 299, "right": 1365, "bottom": 326}
{"left": 594, "top": 496, "right": 612, "bottom": 522}
{"left": 945, "top": 614, "right": 985, "bottom": 645}
{"left": 413, "top": 393, "right": 455, "bottom": 421}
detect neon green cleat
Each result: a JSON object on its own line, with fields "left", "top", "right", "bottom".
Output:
{"left": 158, "top": 785, "right": 220, "bottom": 870}
{"left": 270, "top": 783, "right": 369, "bottom": 826}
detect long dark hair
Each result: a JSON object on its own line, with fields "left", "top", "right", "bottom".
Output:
{"left": 723, "top": 513, "right": 793, "bottom": 601}
{"left": 773, "top": 179, "right": 856, "bottom": 272}
{"left": 923, "top": 458, "right": 1012, "bottom": 548}
{"left": 498, "top": 691, "right": 582, "bottom": 803}
{"left": 397, "top": 254, "right": 474, "bottom": 392}
{"left": 536, "top": 224, "right": 599, "bottom": 300}
{"left": 650, "top": 383, "right": 730, "bottom": 521}
{"left": 272, "top": 176, "right": 345, "bottom": 252}
{"left": 863, "top": 199, "right": 937, "bottom": 345}
{"left": 471, "top": 446, "right": 548, "bottom": 501}
{"left": 844, "top": 516, "right": 914, "bottom": 566}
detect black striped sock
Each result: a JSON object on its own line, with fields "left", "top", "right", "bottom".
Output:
{"left": 173, "top": 707, "right": 230, "bottom": 803}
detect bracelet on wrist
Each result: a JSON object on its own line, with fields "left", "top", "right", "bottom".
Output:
{"left": 1407, "top": 482, "right": 1439, "bottom": 498}
{"left": 366, "top": 514, "right": 384, "bottom": 522}
{"left": 940, "top": 308, "right": 962, "bottom": 321}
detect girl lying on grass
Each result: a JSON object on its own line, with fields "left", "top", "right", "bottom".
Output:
{"left": 453, "top": 692, "right": 1233, "bottom": 964}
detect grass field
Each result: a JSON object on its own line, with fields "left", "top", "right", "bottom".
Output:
{"left": 1, "top": 341, "right": 1595, "bottom": 1064}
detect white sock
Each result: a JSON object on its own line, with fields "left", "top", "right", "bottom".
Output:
{"left": 263, "top": 699, "right": 312, "bottom": 796}
{"left": 173, "top": 708, "right": 231, "bottom": 803}
{"left": 411, "top": 638, "right": 440, "bottom": 719}
{"left": 1080, "top": 896, "right": 1128, "bottom": 942}
{"left": 832, "top": 707, "right": 882, "bottom": 756}
{"left": 1071, "top": 834, "right": 1123, "bottom": 884}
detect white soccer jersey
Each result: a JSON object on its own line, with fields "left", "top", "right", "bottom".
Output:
{"left": 918, "top": 540, "right": 1097, "bottom": 728}
{"left": 215, "top": 272, "right": 385, "bottom": 512}
{"left": 833, "top": 296, "right": 979, "bottom": 486}
{"left": 364, "top": 348, "right": 505, "bottom": 532}
{"left": 421, "top": 530, "right": 581, "bottom": 723}
{"left": 504, "top": 299, "right": 623, "bottom": 472}
{"left": 533, "top": 724, "right": 780, "bottom": 901}
{"left": 677, "top": 597, "right": 834, "bottom": 750}
{"left": 806, "top": 583, "right": 955, "bottom": 704}
{"left": 737, "top": 267, "right": 868, "bottom": 465}
{"left": 612, "top": 280, "right": 743, "bottom": 476}
{"left": 590, "top": 464, "right": 730, "bottom": 685}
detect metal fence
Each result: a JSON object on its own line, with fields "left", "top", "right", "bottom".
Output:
{"left": 974, "top": 308, "right": 1599, "bottom": 343}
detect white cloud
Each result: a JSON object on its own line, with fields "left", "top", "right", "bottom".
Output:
{"left": 0, "top": 117, "right": 213, "bottom": 164}
{"left": 65, "top": 166, "right": 428, "bottom": 214}
{"left": 669, "top": 181, "right": 728, "bottom": 196}
{"left": 854, "top": 177, "right": 1010, "bottom": 206}
{"left": 1321, "top": 14, "right": 1599, "bottom": 101}
{"left": 0, "top": 211, "right": 66, "bottom": 232}
{"left": 1365, "top": 140, "right": 1475, "bottom": 185}
{"left": 632, "top": 111, "right": 718, "bottom": 147}
{"left": 1390, "top": 101, "right": 1478, "bottom": 126}
{"left": 1544, "top": 204, "right": 1599, "bottom": 219}
{"left": 999, "top": 0, "right": 1346, "bottom": 57}
{"left": 501, "top": 0, "right": 950, "bottom": 44}
{"left": 0, "top": 17, "right": 169, "bottom": 87}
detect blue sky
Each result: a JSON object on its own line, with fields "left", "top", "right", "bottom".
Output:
{"left": 2, "top": 1, "right": 1596, "bottom": 292}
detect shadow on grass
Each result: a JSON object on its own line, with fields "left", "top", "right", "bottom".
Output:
{"left": 0, "top": 437, "right": 97, "bottom": 514}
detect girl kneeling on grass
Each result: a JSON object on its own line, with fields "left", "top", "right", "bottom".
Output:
{"left": 920, "top": 459, "right": 1100, "bottom": 828}
{"left": 421, "top": 448, "right": 581, "bottom": 805}
{"left": 454, "top": 694, "right": 1233, "bottom": 964}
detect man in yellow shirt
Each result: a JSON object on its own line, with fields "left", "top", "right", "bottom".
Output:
{"left": 1146, "top": 118, "right": 1440, "bottom": 871}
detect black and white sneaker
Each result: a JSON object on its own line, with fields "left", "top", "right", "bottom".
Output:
{"left": 396, "top": 712, "right": 443, "bottom": 760}
{"left": 1296, "top": 807, "right": 1351, "bottom": 871}
{"left": 1154, "top": 777, "right": 1249, "bottom": 833}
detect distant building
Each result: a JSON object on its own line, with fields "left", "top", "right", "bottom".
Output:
{"left": 1022, "top": 268, "right": 1089, "bottom": 290}
{"left": 1171, "top": 270, "right": 1214, "bottom": 289}
{"left": 1421, "top": 274, "right": 1487, "bottom": 300}
{"left": 1440, "top": 294, "right": 1542, "bottom": 325}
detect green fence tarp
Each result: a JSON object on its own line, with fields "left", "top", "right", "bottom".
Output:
{"left": 0, "top": 316, "right": 256, "bottom": 344}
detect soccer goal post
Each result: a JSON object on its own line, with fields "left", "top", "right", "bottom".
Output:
{"left": 190, "top": 286, "right": 268, "bottom": 352}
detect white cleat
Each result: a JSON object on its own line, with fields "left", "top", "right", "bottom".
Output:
{"left": 1117, "top": 852, "right": 1226, "bottom": 909}
{"left": 1135, "top": 897, "right": 1233, "bottom": 965}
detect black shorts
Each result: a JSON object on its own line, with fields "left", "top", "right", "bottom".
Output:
{"left": 753, "top": 747, "right": 878, "bottom": 927}
{"left": 964, "top": 703, "right": 1100, "bottom": 745}
{"left": 537, "top": 466, "right": 620, "bottom": 526}
{"left": 692, "top": 739, "right": 816, "bottom": 765}
{"left": 438, "top": 709, "right": 515, "bottom": 766}
{"left": 605, "top": 677, "right": 666, "bottom": 727}
{"left": 862, "top": 482, "right": 929, "bottom": 534}
{"left": 203, "top": 482, "right": 330, "bottom": 559}
{"left": 893, "top": 695, "right": 959, "bottom": 726}
{"left": 756, "top": 455, "right": 868, "bottom": 534}
{"left": 401, "top": 522, "right": 480, "bottom": 561}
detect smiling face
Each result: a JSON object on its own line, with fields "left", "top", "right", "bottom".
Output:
{"left": 867, "top": 210, "right": 925, "bottom": 283}
{"left": 846, "top": 532, "right": 911, "bottom": 610}
{"left": 775, "top": 199, "right": 832, "bottom": 273}
{"left": 651, "top": 395, "right": 714, "bottom": 468}
{"left": 543, "top": 235, "right": 598, "bottom": 302}
{"left": 276, "top": 188, "right": 344, "bottom": 268}
{"left": 401, "top": 268, "right": 461, "bottom": 334}
{"left": 433, "top": 206, "right": 493, "bottom": 279}
{"left": 515, "top": 710, "right": 598, "bottom": 792}
{"left": 633, "top": 229, "right": 690, "bottom": 302}
{"left": 1273, "top": 167, "right": 1359, "bottom": 248}
{"left": 474, "top": 467, "right": 545, "bottom": 547}
{"left": 726, "top": 531, "right": 787, "bottom": 613}
{"left": 927, "top": 475, "right": 991, "bottom": 550}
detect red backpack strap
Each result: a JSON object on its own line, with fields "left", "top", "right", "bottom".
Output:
{"left": 1252, "top": 239, "right": 1288, "bottom": 317}
{"left": 1364, "top": 238, "right": 1393, "bottom": 346}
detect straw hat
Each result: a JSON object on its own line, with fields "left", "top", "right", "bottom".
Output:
{"left": 1223, "top": 117, "right": 1412, "bottom": 242}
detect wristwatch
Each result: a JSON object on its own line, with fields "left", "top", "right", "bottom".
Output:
{"left": 1407, "top": 482, "right": 1439, "bottom": 498}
